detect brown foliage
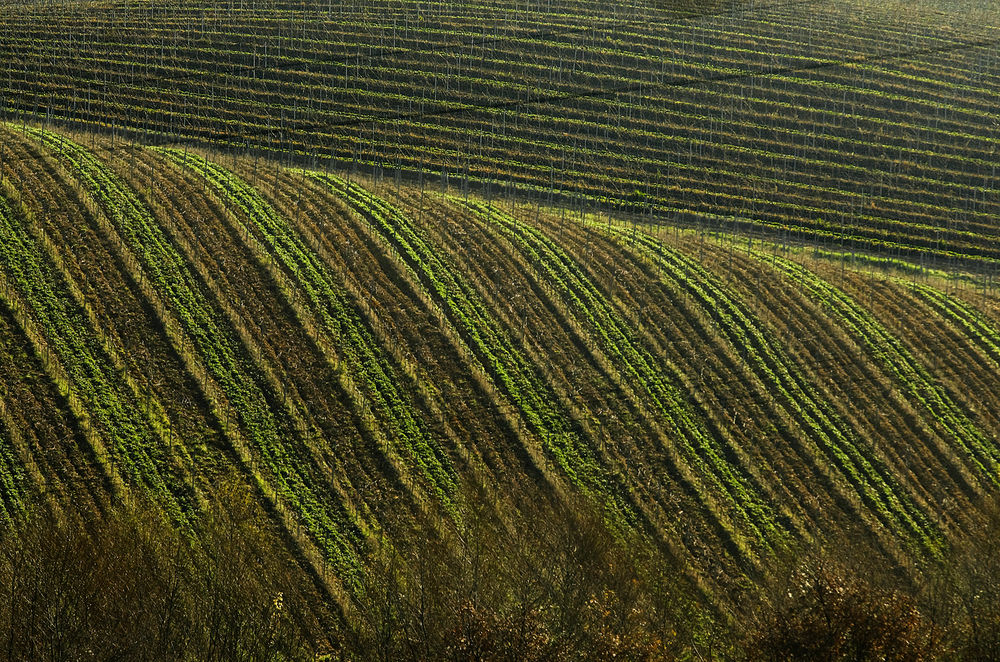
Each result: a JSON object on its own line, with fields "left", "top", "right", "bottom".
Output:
{"left": 347, "top": 488, "right": 691, "bottom": 662}
{"left": 0, "top": 481, "right": 329, "bottom": 662}
{"left": 920, "top": 502, "right": 1000, "bottom": 661}
{"left": 742, "top": 555, "right": 943, "bottom": 662}
{"left": 738, "top": 502, "right": 1000, "bottom": 662}
{"left": 9, "top": 480, "right": 1000, "bottom": 661}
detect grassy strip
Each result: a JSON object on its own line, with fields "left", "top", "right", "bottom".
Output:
{"left": 619, "top": 224, "right": 939, "bottom": 552}
{"left": 0, "top": 423, "right": 26, "bottom": 522}
{"left": 458, "top": 197, "right": 786, "bottom": 550}
{"left": 908, "top": 283, "right": 1000, "bottom": 367}
{"left": 304, "top": 171, "right": 636, "bottom": 524}
{"left": 0, "top": 177, "right": 188, "bottom": 518}
{"left": 0, "top": 322, "right": 60, "bottom": 519}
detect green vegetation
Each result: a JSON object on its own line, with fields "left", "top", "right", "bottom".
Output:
{"left": 603, "top": 220, "right": 939, "bottom": 552}
{"left": 457, "top": 196, "right": 784, "bottom": 554}
{"left": 24, "top": 126, "right": 364, "bottom": 587}
{"left": 306, "top": 172, "right": 627, "bottom": 521}
{"left": 759, "top": 250, "right": 1000, "bottom": 486}
{"left": 153, "top": 147, "right": 459, "bottom": 514}
{"left": 0, "top": 171, "right": 184, "bottom": 517}
{"left": 0, "top": 118, "right": 998, "bottom": 657}
{"left": 2, "top": 0, "right": 1000, "bottom": 264}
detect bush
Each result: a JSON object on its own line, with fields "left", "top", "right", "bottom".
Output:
{"left": 0, "top": 481, "right": 329, "bottom": 662}
{"left": 741, "top": 554, "right": 943, "bottom": 662}
{"left": 347, "top": 488, "right": 693, "bottom": 661}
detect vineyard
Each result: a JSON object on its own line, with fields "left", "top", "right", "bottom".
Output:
{"left": 4, "top": 0, "right": 1000, "bottom": 268}
{"left": 3, "top": 0, "right": 1000, "bottom": 656}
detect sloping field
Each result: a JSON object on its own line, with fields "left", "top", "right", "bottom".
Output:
{"left": 2, "top": 124, "right": 1000, "bottom": 618}
{"left": 2, "top": 0, "right": 1000, "bottom": 266}
{"left": 5, "top": 0, "right": 1000, "bottom": 653}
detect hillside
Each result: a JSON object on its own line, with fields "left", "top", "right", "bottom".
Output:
{"left": 4, "top": 0, "right": 1000, "bottom": 657}
{"left": 2, "top": 121, "right": 1000, "bottom": 646}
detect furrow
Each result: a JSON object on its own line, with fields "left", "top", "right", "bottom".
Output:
{"left": 456, "top": 196, "right": 801, "bottom": 548}
{"left": 617, "top": 225, "right": 939, "bottom": 551}
{"left": 378, "top": 185, "right": 758, "bottom": 574}
{"left": 0, "top": 293, "right": 104, "bottom": 516}
{"left": 756, "top": 249, "right": 1000, "bottom": 487}
{"left": 306, "top": 174, "right": 642, "bottom": 524}
{"left": 269, "top": 170, "right": 531, "bottom": 492}
{"left": 537, "top": 212, "right": 911, "bottom": 559}
{"left": 122, "top": 146, "right": 385, "bottom": 543}
{"left": 0, "top": 177, "right": 197, "bottom": 518}
{"left": 694, "top": 240, "right": 979, "bottom": 536}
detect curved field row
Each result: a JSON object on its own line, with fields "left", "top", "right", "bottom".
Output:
{"left": 303, "top": 173, "right": 633, "bottom": 524}
{"left": 153, "top": 147, "right": 460, "bottom": 516}
{"left": 605, "top": 224, "right": 938, "bottom": 552}
{"left": 453, "top": 196, "right": 794, "bottom": 551}
{"left": 752, "top": 248, "right": 1000, "bottom": 488}
{"left": 0, "top": 133, "right": 234, "bottom": 510}
{"left": 908, "top": 281, "right": 1000, "bottom": 372}
{"left": 112, "top": 145, "right": 395, "bottom": 538}
{"left": 24, "top": 128, "right": 363, "bottom": 595}
{"left": 688, "top": 239, "right": 983, "bottom": 537}
{"left": 0, "top": 287, "right": 107, "bottom": 521}
{"left": 873, "top": 279, "right": 1000, "bottom": 445}
{"left": 258, "top": 168, "right": 562, "bottom": 519}
{"left": 520, "top": 207, "right": 841, "bottom": 543}
{"left": 7, "top": 126, "right": 1000, "bottom": 608}
{"left": 395, "top": 189, "right": 759, "bottom": 580}
{"left": 405, "top": 190, "right": 774, "bottom": 571}
{"left": 525, "top": 210, "right": 932, "bottom": 561}
{"left": 0, "top": 169, "right": 189, "bottom": 517}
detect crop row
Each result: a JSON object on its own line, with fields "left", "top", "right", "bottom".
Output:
{"left": 302, "top": 170, "right": 641, "bottom": 523}
{"left": 678, "top": 233, "right": 982, "bottom": 539}
{"left": 25, "top": 128, "right": 364, "bottom": 588}
{"left": 5, "top": 105, "right": 985, "bottom": 276}
{"left": 2, "top": 0, "right": 998, "bottom": 264}
{"left": 153, "top": 146, "right": 459, "bottom": 513}
{"left": 909, "top": 282, "right": 1000, "bottom": 368}
{"left": 11, "top": 20, "right": 995, "bottom": 185}
{"left": 615, "top": 223, "right": 939, "bottom": 552}
{"left": 0, "top": 426, "right": 25, "bottom": 522}
{"left": 0, "top": 168, "right": 196, "bottom": 514}
{"left": 758, "top": 250, "right": 1000, "bottom": 486}
{"left": 457, "top": 196, "right": 789, "bottom": 552}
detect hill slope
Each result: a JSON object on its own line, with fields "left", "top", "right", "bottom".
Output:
{"left": 2, "top": 125, "right": 1000, "bottom": 615}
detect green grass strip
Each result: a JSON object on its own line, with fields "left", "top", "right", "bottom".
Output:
{"left": 459, "top": 198, "right": 782, "bottom": 547}
{"left": 0, "top": 182, "right": 186, "bottom": 518}
{"left": 0, "top": 426, "right": 26, "bottom": 522}
{"left": 620, "top": 226, "right": 939, "bottom": 553}
{"left": 306, "top": 171, "right": 633, "bottom": 523}
{"left": 760, "top": 251, "right": 1000, "bottom": 486}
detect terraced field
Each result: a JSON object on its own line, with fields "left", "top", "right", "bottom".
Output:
{"left": 1, "top": 121, "right": 1000, "bottom": 622}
